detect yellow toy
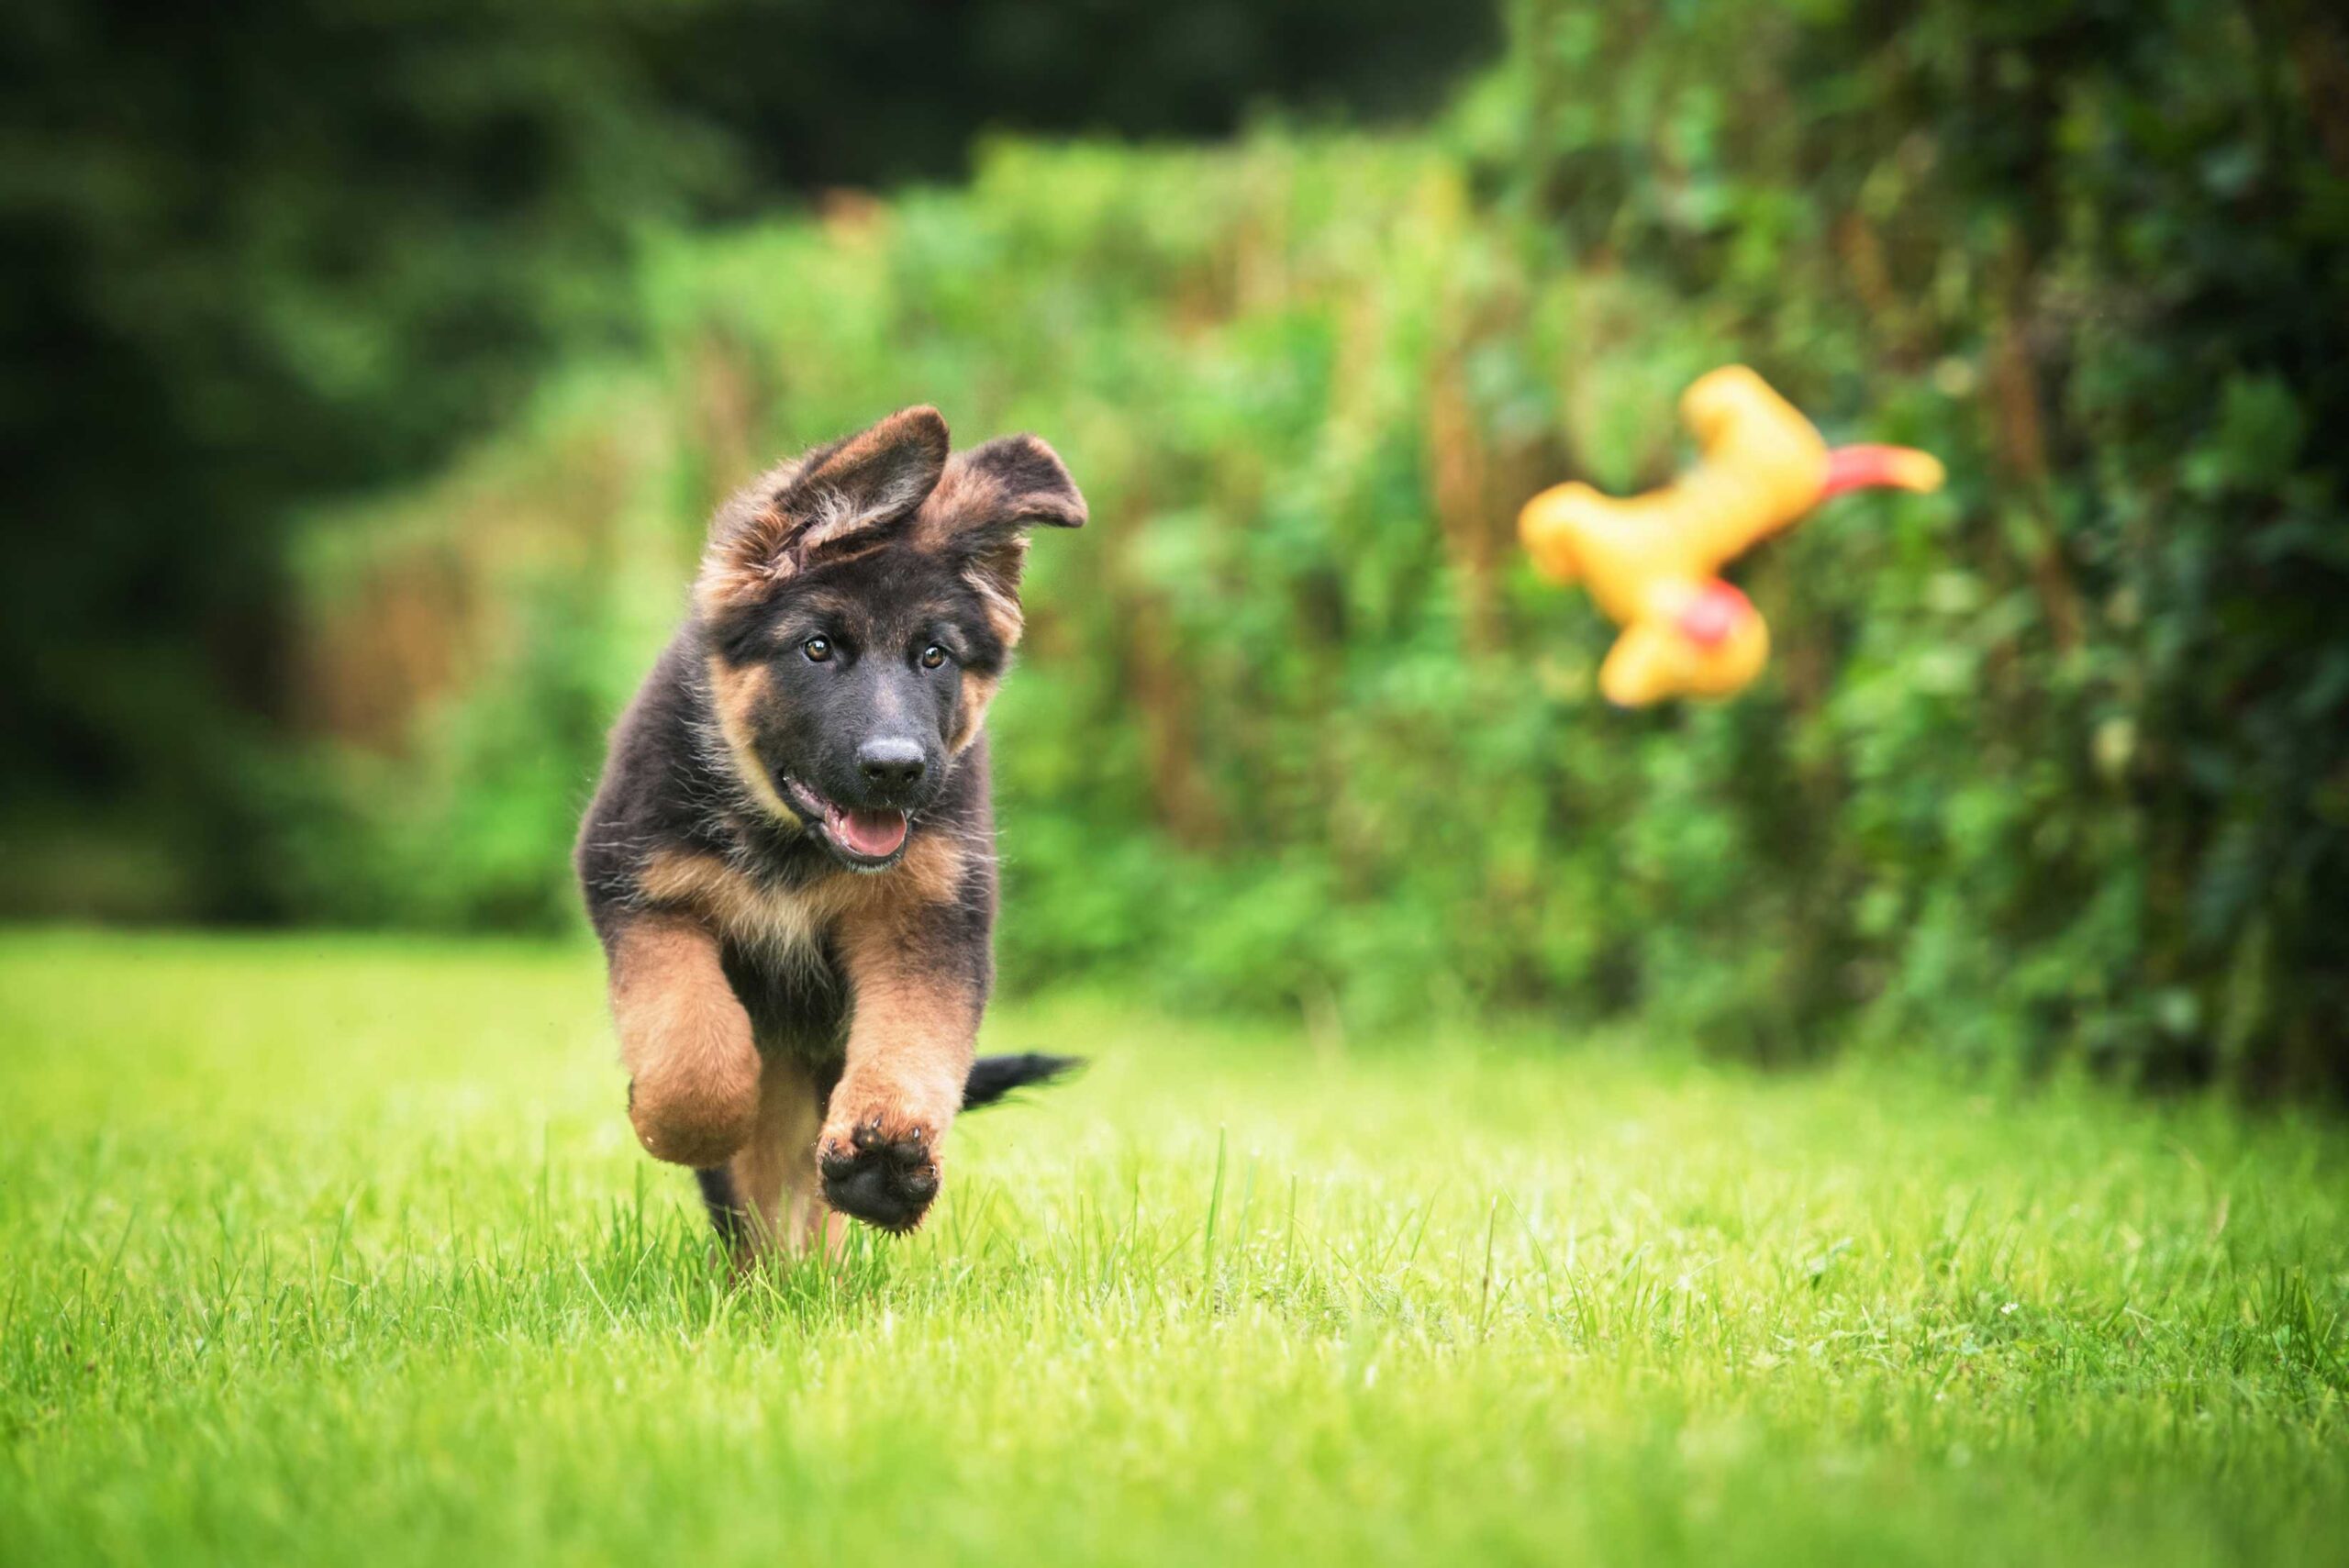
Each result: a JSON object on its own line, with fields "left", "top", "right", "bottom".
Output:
{"left": 1518, "top": 366, "right": 1943, "bottom": 706}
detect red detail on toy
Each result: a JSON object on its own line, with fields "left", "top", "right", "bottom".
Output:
{"left": 1676, "top": 581, "right": 1750, "bottom": 647}
{"left": 1820, "top": 444, "right": 1939, "bottom": 498}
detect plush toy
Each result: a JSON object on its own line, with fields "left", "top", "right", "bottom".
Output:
{"left": 1518, "top": 366, "right": 1943, "bottom": 706}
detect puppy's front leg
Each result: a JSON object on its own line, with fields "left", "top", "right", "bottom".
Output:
{"left": 606, "top": 914, "right": 762, "bottom": 1168}
{"left": 817, "top": 907, "right": 982, "bottom": 1234}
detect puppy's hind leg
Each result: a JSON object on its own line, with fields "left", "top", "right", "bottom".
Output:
{"left": 715, "top": 1057, "right": 832, "bottom": 1263}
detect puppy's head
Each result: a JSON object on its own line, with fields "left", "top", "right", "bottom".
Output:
{"left": 694, "top": 406, "right": 1085, "bottom": 872}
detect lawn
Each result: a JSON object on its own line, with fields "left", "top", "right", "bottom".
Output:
{"left": 2, "top": 931, "right": 2344, "bottom": 1566}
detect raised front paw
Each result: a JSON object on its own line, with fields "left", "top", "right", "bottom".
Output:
{"left": 818, "top": 1116, "right": 942, "bottom": 1234}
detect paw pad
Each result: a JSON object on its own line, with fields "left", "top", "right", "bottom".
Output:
{"left": 819, "top": 1120, "right": 941, "bottom": 1234}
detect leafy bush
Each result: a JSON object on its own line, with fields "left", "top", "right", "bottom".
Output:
{"left": 283, "top": 0, "right": 2348, "bottom": 1093}
{"left": 1473, "top": 0, "right": 2349, "bottom": 1084}
{"left": 0, "top": 0, "right": 1493, "bottom": 913}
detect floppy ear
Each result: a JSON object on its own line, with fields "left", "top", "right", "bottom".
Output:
{"left": 909, "top": 434, "right": 1087, "bottom": 645}
{"left": 696, "top": 406, "right": 952, "bottom": 619}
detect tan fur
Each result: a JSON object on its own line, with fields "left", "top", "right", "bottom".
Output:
{"left": 879, "top": 828, "right": 969, "bottom": 910}
{"left": 695, "top": 496, "right": 800, "bottom": 622}
{"left": 633, "top": 831, "right": 976, "bottom": 1241}
{"left": 966, "top": 562, "right": 1028, "bottom": 647}
{"left": 590, "top": 412, "right": 1091, "bottom": 1250}
{"left": 722, "top": 1057, "right": 829, "bottom": 1259}
{"left": 816, "top": 883, "right": 984, "bottom": 1184}
{"left": 637, "top": 848, "right": 852, "bottom": 967}
{"left": 608, "top": 916, "right": 762, "bottom": 1167}
{"left": 638, "top": 833, "right": 964, "bottom": 961}
{"left": 702, "top": 659, "right": 803, "bottom": 827}
{"left": 951, "top": 671, "right": 1001, "bottom": 754}
{"left": 910, "top": 459, "right": 1030, "bottom": 646}
{"left": 696, "top": 407, "right": 950, "bottom": 617}
{"left": 629, "top": 829, "right": 973, "bottom": 1250}
{"left": 907, "top": 461, "right": 1007, "bottom": 551}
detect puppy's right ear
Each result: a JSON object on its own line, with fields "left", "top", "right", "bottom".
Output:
{"left": 696, "top": 406, "right": 951, "bottom": 620}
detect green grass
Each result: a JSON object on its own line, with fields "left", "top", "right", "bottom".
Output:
{"left": 2, "top": 931, "right": 2344, "bottom": 1566}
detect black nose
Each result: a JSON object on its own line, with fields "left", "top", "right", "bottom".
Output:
{"left": 857, "top": 738, "right": 927, "bottom": 792}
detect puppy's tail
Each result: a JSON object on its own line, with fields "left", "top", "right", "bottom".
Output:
{"left": 962, "top": 1051, "right": 1083, "bottom": 1110}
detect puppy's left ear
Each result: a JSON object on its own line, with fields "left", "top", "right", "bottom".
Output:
{"left": 913, "top": 434, "right": 1086, "bottom": 644}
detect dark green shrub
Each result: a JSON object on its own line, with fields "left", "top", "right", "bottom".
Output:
{"left": 282, "top": 0, "right": 2348, "bottom": 1094}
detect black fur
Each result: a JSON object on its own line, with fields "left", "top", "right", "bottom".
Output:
{"left": 575, "top": 555, "right": 1003, "bottom": 1066}
{"left": 695, "top": 1166, "right": 752, "bottom": 1246}
{"left": 575, "top": 406, "right": 1086, "bottom": 1240}
{"left": 714, "top": 546, "right": 1008, "bottom": 867}
{"left": 962, "top": 1052, "right": 1084, "bottom": 1108}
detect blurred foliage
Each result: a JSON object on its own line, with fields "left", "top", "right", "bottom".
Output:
{"left": 1462, "top": 0, "right": 2349, "bottom": 1088}
{"left": 0, "top": 0, "right": 1493, "bottom": 914}
{"left": 12, "top": 1, "right": 2347, "bottom": 1094}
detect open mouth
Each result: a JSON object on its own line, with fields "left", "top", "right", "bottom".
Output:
{"left": 781, "top": 778, "right": 910, "bottom": 869}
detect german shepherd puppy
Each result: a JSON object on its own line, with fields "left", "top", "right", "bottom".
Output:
{"left": 575, "top": 406, "right": 1083, "bottom": 1254}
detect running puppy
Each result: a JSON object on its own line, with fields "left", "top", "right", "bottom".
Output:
{"left": 575, "top": 406, "right": 1083, "bottom": 1255}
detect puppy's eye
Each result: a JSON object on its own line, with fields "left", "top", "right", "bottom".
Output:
{"left": 803, "top": 636, "right": 833, "bottom": 663}
{"left": 920, "top": 644, "right": 950, "bottom": 671}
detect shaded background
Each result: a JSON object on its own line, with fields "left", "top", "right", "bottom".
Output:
{"left": 5, "top": 0, "right": 2345, "bottom": 1093}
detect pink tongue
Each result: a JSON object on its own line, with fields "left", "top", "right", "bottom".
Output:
{"left": 833, "top": 807, "right": 908, "bottom": 859}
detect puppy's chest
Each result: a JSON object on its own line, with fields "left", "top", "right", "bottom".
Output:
{"left": 636, "top": 847, "right": 852, "bottom": 967}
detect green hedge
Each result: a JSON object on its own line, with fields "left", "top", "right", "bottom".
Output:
{"left": 284, "top": 0, "right": 2348, "bottom": 1091}
{"left": 1474, "top": 0, "right": 2349, "bottom": 1085}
